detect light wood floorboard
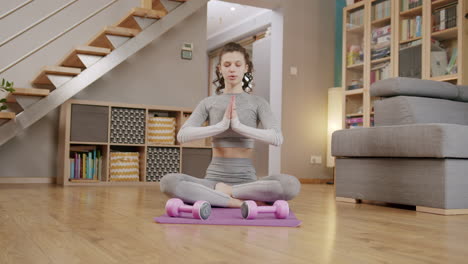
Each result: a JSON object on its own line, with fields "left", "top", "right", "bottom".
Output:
{"left": 0, "top": 184, "right": 467, "bottom": 264}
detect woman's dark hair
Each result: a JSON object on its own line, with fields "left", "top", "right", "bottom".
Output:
{"left": 212, "top": 42, "right": 254, "bottom": 95}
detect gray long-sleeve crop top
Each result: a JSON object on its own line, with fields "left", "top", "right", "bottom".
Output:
{"left": 179, "top": 92, "right": 282, "bottom": 148}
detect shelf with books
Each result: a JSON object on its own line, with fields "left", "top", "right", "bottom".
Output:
{"left": 69, "top": 144, "right": 108, "bottom": 183}
{"left": 429, "top": 73, "right": 458, "bottom": 82}
{"left": 347, "top": 63, "right": 365, "bottom": 70}
{"left": 70, "top": 141, "right": 108, "bottom": 145}
{"left": 400, "top": 5, "right": 423, "bottom": 17}
{"left": 370, "top": 3, "right": 392, "bottom": 87}
{"left": 346, "top": 115, "right": 374, "bottom": 128}
{"left": 58, "top": 100, "right": 213, "bottom": 186}
{"left": 347, "top": 25, "right": 365, "bottom": 34}
{"left": 346, "top": 5, "right": 365, "bottom": 28}
{"left": 371, "top": 56, "right": 391, "bottom": 64}
{"left": 399, "top": 36, "right": 422, "bottom": 44}
{"left": 431, "top": 27, "right": 458, "bottom": 40}
{"left": 432, "top": 0, "right": 459, "bottom": 9}
{"left": 429, "top": 0, "right": 459, "bottom": 79}
{"left": 342, "top": 0, "right": 466, "bottom": 131}
{"left": 371, "top": 0, "right": 391, "bottom": 21}
{"left": 347, "top": 0, "right": 366, "bottom": 10}
{"left": 372, "top": 16, "right": 391, "bottom": 27}
{"left": 344, "top": 92, "right": 364, "bottom": 129}
{"left": 346, "top": 113, "right": 364, "bottom": 118}
{"left": 345, "top": 88, "right": 364, "bottom": 96}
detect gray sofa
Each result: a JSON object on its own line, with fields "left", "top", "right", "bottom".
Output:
{"left": 331, "top": 77, "right": 468, "bottom": 215}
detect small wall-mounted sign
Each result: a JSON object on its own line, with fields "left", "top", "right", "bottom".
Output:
{"left": 181, "top": 43, "right": 193, "bottom": 60}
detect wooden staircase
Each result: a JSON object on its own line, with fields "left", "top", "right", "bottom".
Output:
{"left": 0, "top": 0, "right": 207, "bottom": 145}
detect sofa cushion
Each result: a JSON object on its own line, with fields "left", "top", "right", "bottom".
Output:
{"left": 456, "top": 85, "right": 468, "bottom": 102}
{"left": 370, "top": 77, "right": 458, "bottom": 99}
{"left": 332, "top": 124, "right": 468, "bottom": 158}
{"left": 374, "top": 96, "right": 468, "bottom": 126}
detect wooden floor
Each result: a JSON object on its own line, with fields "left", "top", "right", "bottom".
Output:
{"left": 1, "top": 184, "right": 468, "bottom": 264}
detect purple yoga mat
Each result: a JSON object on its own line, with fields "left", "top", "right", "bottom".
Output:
{"left": 154, "top": 208, "right": 302, "bottom": 227}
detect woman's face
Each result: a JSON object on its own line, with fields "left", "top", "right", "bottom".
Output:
{"left": 219, "top": 51, "right": 248, "bottom": 87}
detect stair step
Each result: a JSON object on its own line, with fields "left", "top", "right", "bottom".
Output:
{"left": 116, "top": 8, "right": 166, "bottom": 30}
{"left": 12, "top": 88, "right": 50, "bottom": 97}
{"left": 75, "top": 46, "right": 112, "bottom": 56}
{"left": 0, "top": 112, "right": 15, "bottom": 120}
{"left": 9, "top": 88, "right": 49, "bottom": 108}
{"left": 132, "top": 7, "right": 167, "bottom": 18}
{"left": 5, "top": 94, "right": 16, "bottom": 103}
{"left": 141, "top": 0, "right": 169, "bottom": 14}
{"left": 87, "top": 26, "right": 139, "bottom": 50}
{"left": 60, "top": 46, "right": 111, "bottom": 68}
{"left": 32, "top": 66, "right": 81, "bottom": 86}
{"left": 104, "top": 26, "right": 140, "bottom": 37}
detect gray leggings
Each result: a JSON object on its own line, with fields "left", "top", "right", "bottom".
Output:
{"left": 159, "top": 157, "right": 301, "bottom": 207}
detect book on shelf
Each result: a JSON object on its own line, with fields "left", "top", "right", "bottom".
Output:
{"left": 347, "top": 78, "right": 364, "bottom": 90}
{"left": 69, "top": 147, "right": 102, "bottom": 180}
{"left": 371, "top": 62, "right": 391, "bottom": 84}
{"left": 372, "top": 0, "right": 391, "bottom": 21}
{"left": 401, "top": 0, "right": 422, "bottom": 12}
{"left": 400, "top": 16, "right": 422, "bottom": 41}
{"left": 346, "top": 117, "right": 375, "bottom": 124}
{"left": 432, "top": 3, "right": 457, "bottom": 32}
{"left": 348, "top": 8, "right": 364, "bottom": 29}
{"left": 372, "top": 25, "right": 391, "bottom": 60}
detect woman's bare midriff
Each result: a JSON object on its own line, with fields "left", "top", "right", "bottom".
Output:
{"left": 212, "top": 147, "right": 253, "bottom": 159}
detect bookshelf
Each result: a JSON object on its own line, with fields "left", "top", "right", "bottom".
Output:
{"left": 57, "top": 99, "right": 212, "bottom": 186}
{"left": 342, "top": 0, "right": 467, "bottom": 129}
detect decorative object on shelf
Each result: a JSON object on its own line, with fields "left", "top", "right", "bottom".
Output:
{"left": 148, "top": 116, "right": 176, "bottom": 145}
{"left": 0, "top": 78, "right": 15, "bottom": 111}
{"left": 109, "top": 152, "right": 140, "bottom": 182}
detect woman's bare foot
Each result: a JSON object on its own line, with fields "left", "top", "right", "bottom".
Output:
{"left": 215, "top": 182, "right": 233, "bottom": 196}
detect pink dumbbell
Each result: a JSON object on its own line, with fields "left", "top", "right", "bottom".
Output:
{"left": 241, "top": 200, "right": 289, "bottom": 219}
{"left": 165, "top": 198, "right": 212, "bottom": 220}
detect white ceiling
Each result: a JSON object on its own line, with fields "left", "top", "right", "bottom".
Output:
{"left": 207, "top": 0, "right": 269, "bottom": 38}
